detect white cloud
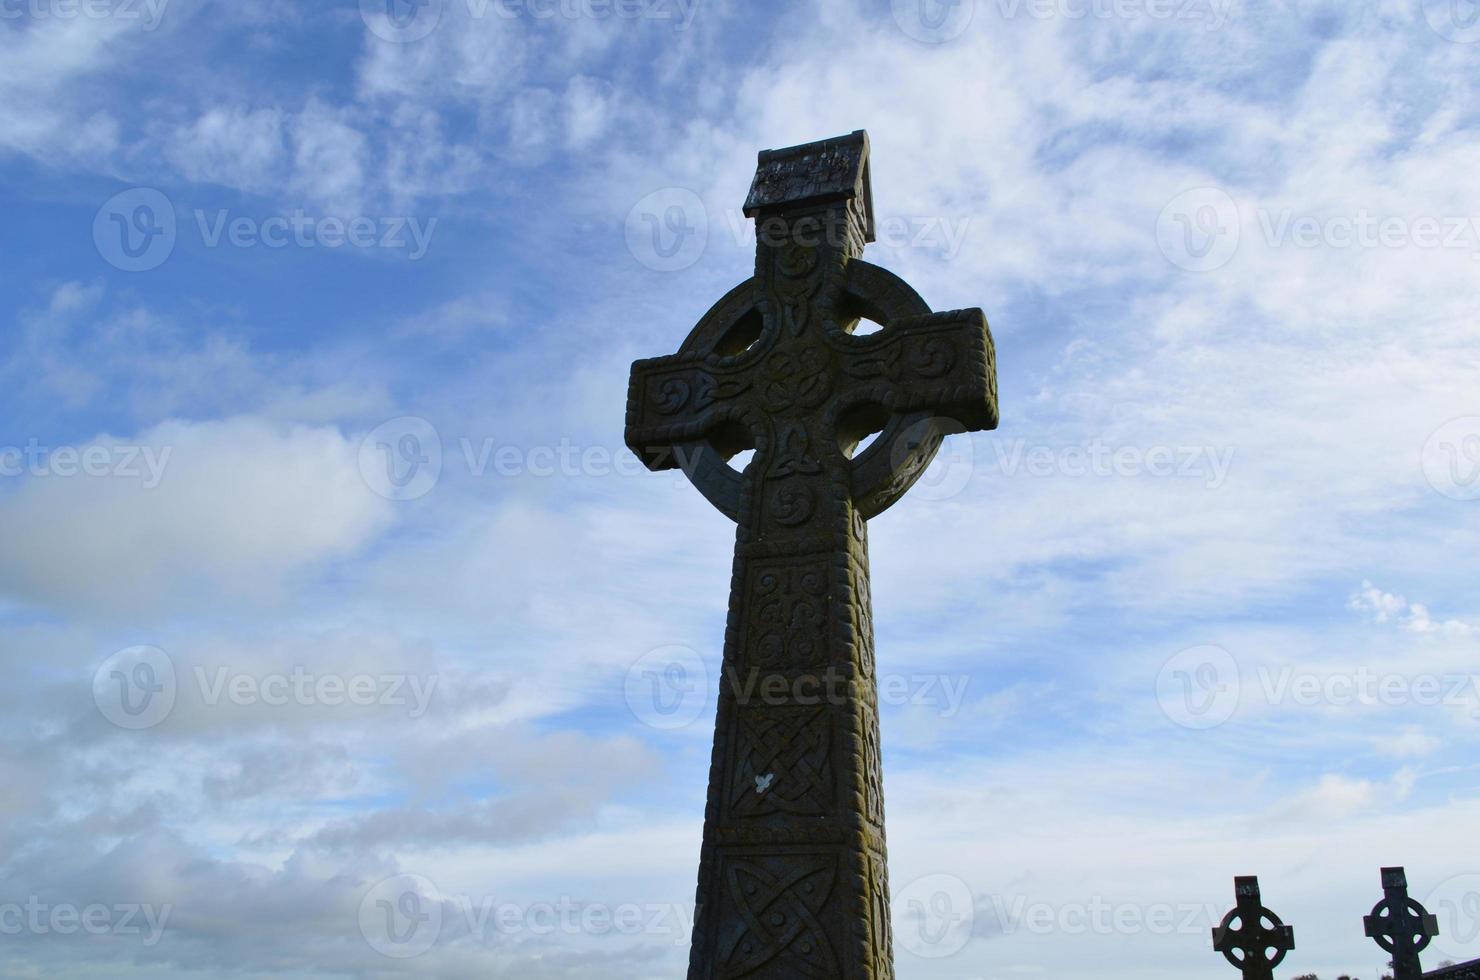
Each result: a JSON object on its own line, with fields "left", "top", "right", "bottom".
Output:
{"left": 0, "top": 416, "right": 393, "bottom": 615}
{"left": 0, "top": 15, "right": 126, "bottom": 162}
{"left": 1350, "top": 580, "right": 1473, "bottom": 635}
{"left": 288, "top": 100, "right": 370, "bottom": 212}
{"left": 165, "top": 105, "right": 286, "bottom": 192}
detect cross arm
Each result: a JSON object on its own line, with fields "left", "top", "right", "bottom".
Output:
{"left": 837, "top": 308, "right": 999, "bottom": 434}
{"left": 625, "top": 352, "right": 756, "bottom": 472}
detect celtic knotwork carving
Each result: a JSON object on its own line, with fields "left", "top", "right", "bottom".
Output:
{"left": 910, "top": 337, "right": 955, "bottom": 378}
{"left": 770, "top": 482, "right": 816, "bottom": 526}
{"left": 769, "top": 423, "right": 821, "bottom": 480}
{"left": 750, "top": 559, "right": 829, "bottom": 668}
{"left": 772, "top": 242, "right": 824, "bottom": 337}
{"left": 861, "top": 700, "right": 884, "bottom": 827}
{"left": 654, "top": 377, "right": 691, "bottom": 415}
{"left": 845, "top": 336, "right": 959, "bottom": 385}
{"left": 763, "top": 347, "right": 832, "bottom": 413}
{"left": 695, "top": 373, "right": 753, "bottom": 411}
{"left": 854, "top": 566, "right": 876, "bottom": 678}
{"left": 866, "top": 849, "right": 893, "bottom": 978}
{"left": 651, "top": 371, "right": 752, "bottom": 417}
{"left": 722, "top": 857, "right": 838, "bottom": 979}
{"left": 730, "top": 706, "right": 832, "bottom": 819}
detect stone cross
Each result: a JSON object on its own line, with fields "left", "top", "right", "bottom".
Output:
{"left": 1212, "top": 875, "right": 1296, "bottom": 980}
{"left": 626, "top": 131, "right": 998, "bottom": 978}
{"left": 1364, "top": 866, "right": 1440, "bottom": 980}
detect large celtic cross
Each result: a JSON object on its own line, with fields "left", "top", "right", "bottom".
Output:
{"left": 626, "top": 131, "right": 998, "bottom": 979}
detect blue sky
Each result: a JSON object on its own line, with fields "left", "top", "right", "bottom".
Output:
{"left": 2, "top": 0, "right": 1480, "bottom": 977}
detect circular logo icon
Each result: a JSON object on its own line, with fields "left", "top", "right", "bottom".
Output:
{"left": 359, "top": 0, "right": 444, "bottom": 43}
{"left": 893, "top": 873, "right": 974, "bottom": 958}
{"left": 625, "top": 645, "right": 709, "bottom": 730}
{"left": 1425, "top": 872, "right": 1480, "bottom": 964}
{"left": 625, "top": 188, "right": 708, "bottom": 273}
{"left": 359, "top": 417, "right": 443, "bottom": 501}
{"left": 890, "top": 417, "right": 975, "bottom": 502}
{"left": 94, "top": 188, "right": 177, "bottom": 273}
{"left": 1424, "top": 0, "right": 1480, "bottom": 43}
{"left": 359, "top": 874, "right": 443, "bottom": 959}
{"left": 93, "top": 645, "right": 177, "bottom": 730}
{"left": 1156, "top": 645, "right": 1240, "bottom": 729}
{"left": 1156, "top": 187, "right": 1240, "bottom": 272}
{"left": 891, "top": 0, "right": 975, "bottom": 43}
{"left": 1422, "top": 417, "right": 1480, "bottom": 501}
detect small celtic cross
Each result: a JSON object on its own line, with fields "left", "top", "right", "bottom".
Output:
{"left": 1365, "top": 866, "right": 1440, "bottom": 980}
{"left": 1212, "top": 875, "right": 1296, "bottom": 980}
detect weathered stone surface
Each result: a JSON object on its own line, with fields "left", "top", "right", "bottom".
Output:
{"left": 626, "top": 130, "right": 998, "bottom": 979}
